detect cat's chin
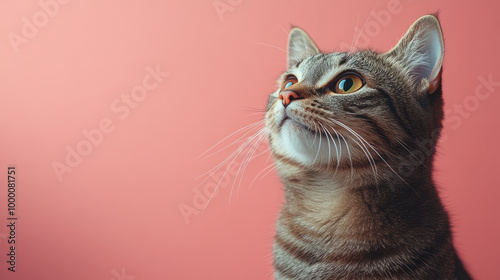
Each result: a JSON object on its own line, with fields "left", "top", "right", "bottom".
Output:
{"left": 280, "top": 119, "right": 342, "bottom": 166}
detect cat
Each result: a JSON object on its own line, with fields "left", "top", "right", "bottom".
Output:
{"left": 265, "top": 15, "right": 472, "bottom": 279}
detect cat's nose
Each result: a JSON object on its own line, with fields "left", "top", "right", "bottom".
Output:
{"left": 279, "top": 90, "right": 302, "bottom": 107}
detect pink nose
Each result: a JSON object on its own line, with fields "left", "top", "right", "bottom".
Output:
{"left": 279, "top": 90, "right": 301, "bottom": 107}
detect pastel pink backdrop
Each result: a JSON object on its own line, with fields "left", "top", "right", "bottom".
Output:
{"left": 0, "top": 0, "right": 498, "bottom": 279}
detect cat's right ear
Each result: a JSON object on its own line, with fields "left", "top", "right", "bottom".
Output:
{"left": 287, "top": 28, "right": 320, "bottom": 68}
{"left": 385, "top": 15, "right": 444, "bottom": 94}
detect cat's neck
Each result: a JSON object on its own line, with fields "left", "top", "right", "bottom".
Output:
{"left": 273, "top": 169, "right": 455, "bottom": 279}
{"left": 275, "top": 162, "right": 449, "bottom": 241}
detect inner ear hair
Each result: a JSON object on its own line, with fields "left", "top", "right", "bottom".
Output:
{"left": 385, "top": 15, "right": 444, "bottom": 94}
{"left": 287, "top": 27, "right": 320, "bottom": 68}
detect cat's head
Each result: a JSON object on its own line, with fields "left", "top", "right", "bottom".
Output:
{"left": 265, "top": 15, "right": 445, "bottom": 177}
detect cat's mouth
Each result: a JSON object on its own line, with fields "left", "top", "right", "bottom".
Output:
{"left": 276, "top": 112, "right": 345, "bottom": 166}
{"left": 279, "top": 115, "right": 327, "bottom": 137}
{"left": 278, "top": 116, "right": 293, "bottom": 129}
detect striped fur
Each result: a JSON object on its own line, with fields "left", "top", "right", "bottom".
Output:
{"left": 265, "top": 15, "right": 472, "bottom": 279}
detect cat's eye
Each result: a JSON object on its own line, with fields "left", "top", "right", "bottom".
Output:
{"left": 282, "top": 75, "right": 298, "bottom": 90}
{"left": 330, "top": 73, "right": 365, "bottom": 94}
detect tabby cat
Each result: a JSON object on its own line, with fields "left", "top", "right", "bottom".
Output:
{"left": 265, "top": 15, "right": 472, "bottom": 279}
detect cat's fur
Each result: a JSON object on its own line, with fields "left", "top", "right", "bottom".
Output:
{"left": 265, "top": 15, "right": 472, "bottom": 279}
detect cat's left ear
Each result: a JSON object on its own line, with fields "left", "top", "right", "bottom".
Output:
{"left": 287, "top": 27, "right": 320, "bottom": 68}
{"left": 385, "top": 15, "right": 444, "bottom": 94}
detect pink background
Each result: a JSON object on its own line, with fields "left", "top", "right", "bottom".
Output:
{"left": 0, "top": 0, "right": 499, "bottom": 279}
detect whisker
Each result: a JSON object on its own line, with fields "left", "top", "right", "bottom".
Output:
{"left": 311, "top": 122, "right": 319, "bottom": 145}
{"left": 396, "top": 139, "right": 431, "bottom": 171}
{"left": 329, "top": 118, "right": 377, "bottom": 178}
{"left": 248, "top": 162, "right": 276, "bottom": 190}
{"left": 253, "top": 41, "right": 287, "bottom": 53}
{"left": 349, "top": 14, "right": 361, "bottom": 54}
{"left": 339, "top": 132, "right": 354, "bottom": 178}
{"left": 201, "top": 126, "right": 267, "bottom": 212}
{"left": 198, "top": 120, "right": 265, "bottom": 160}
{"left": 239, "top": 106, "right": 268, "bottom": 113}
{"left": 253, "top": 146, "right": 271, "bottom": 159}
{"left": 264, "top": 147, "right": 273, "bottom": 165}
{"left": 234, "top": 132, "right": 268, "bottom": 200}
{"left": 312, "top": 122, "right": 323, "bottom": 165}
{"left": 331, "top": 118, "right": 415, "bottom": 191}
{"left": 346, "top": 134, "right": 378, "bottom": 179}
{"left": 201, "top": 144, "right": 251, "bottom": 212}
{"left": 331, "top": 128, "right": 342, "bottom": 164}
{"left": 325, "top": 123, "right": 348, "bottom": 175}
{"left": 319, "top": 121, "right": 341, "bottom": 171}
{"left": 352, "top": 0, "right": 381, "bottom": 53}
{"left": 318, "top": 122, "right": 332, "bottom": 168}
{"left": 278, "top": 24, "right": 290, "bottom": 37}
{"left": 197, "top": 137, "right": 253, "bottom": 181}
{"left": 246, "top": 112, "right": 268, "bottom": 116}
{"left": 231, "top": 129, "right": 268, "bottom": 201}
{"left": 330, "top": 126, "right": 342, "bottom": 173}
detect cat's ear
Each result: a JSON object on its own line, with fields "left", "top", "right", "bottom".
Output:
{"left": 385, "top": 15, "right": 444, "bottom": 94}
{"left": 287, "top": 27, "right": 320, "bottom": 68}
